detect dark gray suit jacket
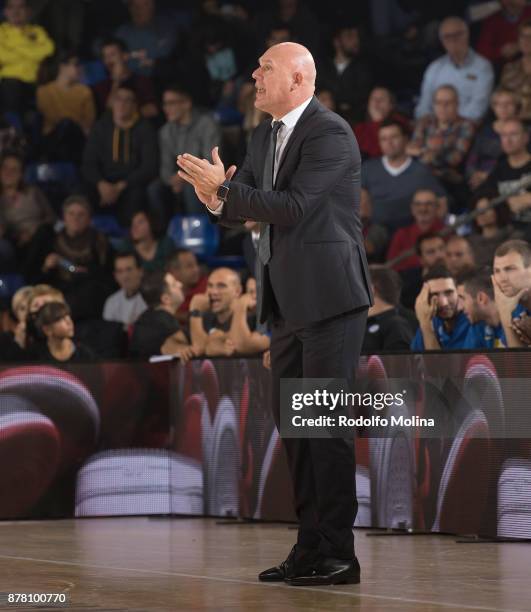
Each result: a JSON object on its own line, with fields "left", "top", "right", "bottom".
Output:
{"left": 216, "top": 96, "right": 373, "bottom": 325}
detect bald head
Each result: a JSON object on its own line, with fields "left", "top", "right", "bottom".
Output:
{"left": 275, "top": 42, "right": 316, "bottom": 87}
{"left": 253, "top": 42, "right": 316, "bottom": 119}
{"left": 207, "top": 267, "right": 242, "bottom": 315}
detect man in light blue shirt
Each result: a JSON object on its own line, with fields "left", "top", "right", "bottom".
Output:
{"left": 415, "top": 17, "right": 494, "bottom": 122}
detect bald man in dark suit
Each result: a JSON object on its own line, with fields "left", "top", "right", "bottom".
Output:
{"left": 177, "top": 41, "right": 372, "bottom": 587}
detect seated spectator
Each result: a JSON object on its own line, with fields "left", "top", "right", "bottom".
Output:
{"left": 476, "top": 0, "right": 531, "bottom": 67}
{"left": 481, "top": 119, "right": 531, "bottom": 226}
{"left": 115, "top": 0, "right": 176, "bottom": 77}
{"left": 92, "top": 37, "right": 158, "bottom": 118}
{"left": 415, "top": 17, "right": 494, "bottom": 123}
{"left": 457, "top": 269, "right": 506, "bottom": 348}
{"left": 492, "top": 239, "right": 531, "bottom": 346}
{"left": 0, "top": 0, "right": 54, "bottom": 113}
{"left": 468, "top": 190, "right": 524, "bottom": 267}
{"left": 362, "top": 265, "right": 413, "bottom": 353}
{"left": 37, "top": 50, "right": 94, "bottom": 137}
{"left": 148, "top": 84, "right": 220, "bottom": 222}
{"left": 411, "top": 264, "right": 472, "bottom": 350}
{"left": 0, "top": 285, "right": 32, "bottom": 361}
{"left": 165, "top": 248, "right": 208, "bottom": 327}
{"left": 103, "top": 250, "right": 147, "bottom": 328}
{"left": 316, "top": 23, "right": 373, "bottom": 122}
{"left": 408, "top": 85, "right": 475, "bottom": 200}
{"left": 387, "top": 189, "right": 445, "bottom": 271}
{"left": 120, "top": 210, "right": 174, "bottom": 272}
{"left": 360, "top": 189, "right": 389, "bottom": 263}
{"left": 445, "top": 235, "right": 476, "bottom": 278}
{"left": 11, "top": 284, "right": 32, "bottom": 340}
{"left": 82, "top": 85, "right": 158, "bottom": 225}
{"left": 32, "top": 300, "right": 94, "bottom": 362}
{"left": 36, "top": 50, "right": 95, "bottom": 163}
{"left": 400, "top": 232, "right": 448, "bottom": 310}
{"left": 189, "top": 267, "right": 268, "bottom": 356}
{"left": 129, "top": 269, "right": 195, "bottom": 359}
{"left": 362, "top": 120, "right": 447, "bottom": 230}
{"left": 0, "top": 112, "right": 26, "bottom": 157}
{"left": 500, "top": 19, "right": 531, "bottom": 122}
{"left": 465, "top": 88, "right": 520, "bottom": 191}
{"left": 37, "top": 195, "right": 113, "bottom": 320}
{"left": 353, "top": 86, "right": 410, "bottom": 159}
{"left": 0, "top": 152, "right": 55, "bottom": 273}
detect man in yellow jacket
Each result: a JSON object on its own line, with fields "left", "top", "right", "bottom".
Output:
{"left": 0, "top": 0, "right": 54, "bottom": 112}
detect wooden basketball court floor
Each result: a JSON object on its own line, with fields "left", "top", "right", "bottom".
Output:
{"left": 0, "top": 517, "right": 530, "bottom": 612}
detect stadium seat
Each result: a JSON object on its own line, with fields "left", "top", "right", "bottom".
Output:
{"left": 24, "top": 162, "right": 78, "bottom": 185}
{"left": 24, "top": 162, "right": 79, "bottom": 210}
{"left": 0, "top": 274, "right": 25, "bottom": 299}
{"left": 167, "top": 214, "right": 220, "bottom": 256}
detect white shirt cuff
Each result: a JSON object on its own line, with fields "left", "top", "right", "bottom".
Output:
{"left": 207, "top": 201, "right": 224, "bottom": 216}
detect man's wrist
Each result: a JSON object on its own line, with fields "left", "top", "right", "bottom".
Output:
{"left": 420, "top": 320, "right": 434, "bottom": 335}
{"left": 216, "top": 179, "right": 230, "bottom": 203}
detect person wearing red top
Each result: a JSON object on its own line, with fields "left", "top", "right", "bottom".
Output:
{"left": 476, "top": 0, "right": 531, "bottom": 66}
{"left": 166, "top": 248, "right": 208, "bottom": 326}
{"left": 353, "top": 86, "right": 410, "bottom": 159}
{"left": 387, "top": 189, "right": 445, "bottom": 271}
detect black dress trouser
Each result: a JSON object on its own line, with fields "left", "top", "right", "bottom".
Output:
{"left": 270, "top": 305, "right": 368, "bottom": 559}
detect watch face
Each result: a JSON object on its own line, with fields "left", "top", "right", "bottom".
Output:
{"left": 217, "top": 184, "right": 229, "bottom": 200}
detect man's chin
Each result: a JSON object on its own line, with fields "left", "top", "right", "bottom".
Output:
{"left": 438, "top": 310, "right": 455, "bottom": 319}
{"left": 254, "top": 99, "right": 268, "bottom": 113}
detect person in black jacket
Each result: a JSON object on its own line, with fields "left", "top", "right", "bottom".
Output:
{"left": 177, "top": 42, "right": 373, "bottom": 587}
{"left": 316, "top": 23, "right": 373, "bottom": 123}
{"left": 82, "top": 84, "right": 158, "bottom": 225}
{"left": 32, "top": 301, "right": 94, "bottom": 362}
{"left": 35, "top": 195, "right": 114, "bottom": 321}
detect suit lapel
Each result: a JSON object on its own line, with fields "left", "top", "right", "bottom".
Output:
{"left": 274, "top": 96, "right": 320, "bottom": 186}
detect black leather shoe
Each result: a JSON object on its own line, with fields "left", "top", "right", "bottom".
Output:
{"left": 258, "top": 545, "right": 319, "bottom": 582}
{"left": 285, "top": 556, "right": 361, "bottom": 586}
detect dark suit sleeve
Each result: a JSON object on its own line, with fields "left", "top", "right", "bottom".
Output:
{"left": 223, "top": 119, "right": 354, "bottom": 225}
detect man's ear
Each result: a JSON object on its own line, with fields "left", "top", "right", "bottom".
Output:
{"left": 477, "top": 290, "right": 488, "bottom": 306}
{"left": 290, "top": 72, "right": 302, "bottom": 91}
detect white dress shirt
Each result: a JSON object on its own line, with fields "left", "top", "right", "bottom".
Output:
{"left": 209, "top": 96, "right": 314, "bottom": 216}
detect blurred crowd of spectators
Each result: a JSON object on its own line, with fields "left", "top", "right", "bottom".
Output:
{"left": 2, "top": 0, "right": 531, "bottom": 362}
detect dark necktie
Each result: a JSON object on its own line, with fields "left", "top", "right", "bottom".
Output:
{"left": 258, "top": 120, "right": 283, "bottom": 265}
